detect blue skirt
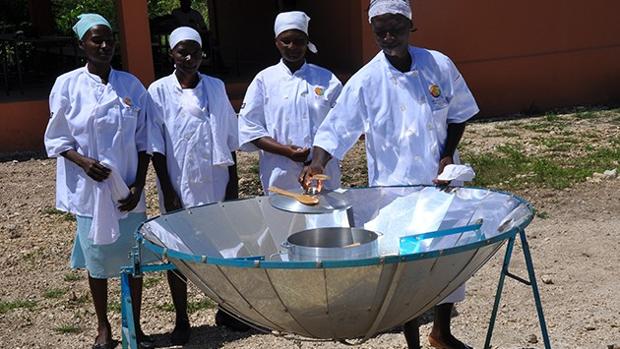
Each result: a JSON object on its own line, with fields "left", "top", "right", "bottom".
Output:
{"left": 70, "top": 212, "right": 158, "bottom": 279}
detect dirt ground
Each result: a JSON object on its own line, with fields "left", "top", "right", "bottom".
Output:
{"left": 1, "top": 115, "right": 619, "bottom": 349}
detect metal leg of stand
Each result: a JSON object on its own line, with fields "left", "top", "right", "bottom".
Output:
{"left": 520, "top": 229, "right": 552, "bottom": 349}
{"left": 121, "top": 269, "right": 139, "bottom": 349}
{"left": 484, "top": 229, "right": 552, "bottom": 349}
{"left": 120, "top": 261, "right": 177, "bottom": 349}
{"left": 484, "top": 236, "right": 515, "bottom": 349}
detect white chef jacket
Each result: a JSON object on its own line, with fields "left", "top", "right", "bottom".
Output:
{"left": 44, "top": 66, "right": 148, "bottom": 217}
{"left": 238, "top": 60, "right": 343, "bottom": 192}
{"left": 314, "top": 46, "right": 479, "bottom": 186}
{"left": 147, "top": 73, "right": 238, "bottom": 209}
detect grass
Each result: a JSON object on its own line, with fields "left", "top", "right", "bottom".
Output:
{"left": 43, "top": 288, "right": 66, "bottom": 299}
{"left": 156, "top": 298, "right": 216, "bottom": 313}
{"left": 544, "top": 112, "right": 559, "bottom": 122}
{"left": 63, "top": 272, "right": 83, "bottom": 282}
{"left": 574, "top": 111, "right": 598, "bottom": 120}
{"left": 54, "top": 324, "right": 82, "bottom": 334}
{"left": 0, "top": 300, "right": 37, "bottom": 314}
{"left": 108, "top": 301, "right": 121, "bottom": 313}
{"left": 461, "top": 135, "right": 620, "bottom": 190}
{"left": 69, "top": 293, "right": 90, "bottom": 305}
{"left": 519, "top": 114, "right": 569, "bottom": 133}
{"left": 537, "top": 136, "right": 580, "bottom": 152}
{"left": 497, "top": 130, "right": 520, "bottom": 138}
{"left": 42, "top": 207, "right": 76, "bottom": 222}
{"left": 22, "top": 249, "right": 40, "bottom": 264}
{"left": 144, "top": 276, "right": 162, "bottom": 289}
{"left": 249, "top": 163, "right": 260, "bottom": 175}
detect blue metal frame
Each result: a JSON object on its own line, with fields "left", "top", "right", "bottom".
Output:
{"left": 120, "top": 270, "right": 137, "bottom": 349}
{"left": 120, "top": 262, "right": 177, "bottom": 349}
{"left": 484, "top": 228, "right": 552, "bottom": 349}
{"left": 138, "top": 224, "right": 523, "bottom": 270}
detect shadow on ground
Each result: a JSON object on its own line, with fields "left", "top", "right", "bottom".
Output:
{"left": 145, "top": 324, "right": 258, "bottom": 348}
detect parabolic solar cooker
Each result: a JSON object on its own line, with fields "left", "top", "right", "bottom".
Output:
{"left": 122, "top": 185, "right": 550, "bottom": 347}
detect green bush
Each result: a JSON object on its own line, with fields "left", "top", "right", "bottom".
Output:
{"left": 51, "top": 0, "right": 117, "bottom": 35}
{"left": 51, "top": 0, "right": 209, "bottom": 36}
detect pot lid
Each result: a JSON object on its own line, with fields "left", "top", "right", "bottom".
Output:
{"left": 269, "top": 189, "right": 351, "bottom": 214}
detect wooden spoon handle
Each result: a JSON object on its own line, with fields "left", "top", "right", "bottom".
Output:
{"left": 311, "top": 174, "right": 330, "bottom": 181}
{"left": 269, "top": 186, "right": 295, "bottom": 198}
{"left": 269, "top": 186, "right": 319, "bottom": 205}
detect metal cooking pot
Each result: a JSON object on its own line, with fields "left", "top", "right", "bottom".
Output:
{"left": 282, "top": 227, "right": 381, "bottom": 261}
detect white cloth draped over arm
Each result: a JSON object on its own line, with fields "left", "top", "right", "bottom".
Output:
{"left": 89, "top": 164, "right": 129, "bottom": 245}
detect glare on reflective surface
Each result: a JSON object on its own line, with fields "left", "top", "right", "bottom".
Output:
{"left": 139, "top": 186, "right": 533, "bottom": 340}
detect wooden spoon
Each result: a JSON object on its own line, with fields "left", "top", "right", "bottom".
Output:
{"left": 311, "top": 174, "right": 331, "bottom": 181}
{"left": 269, "top": 186, "right": 320, "bottom": 205}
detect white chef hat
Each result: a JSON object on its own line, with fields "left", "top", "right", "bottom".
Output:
{"left": 169, "top": 26, "right": 202, "bottom": 49}
{"left": 274, "top": 11, "right": 317, "bottom": 53}
{"left": 368, "top": 0, "right": 412, "bottom": 23}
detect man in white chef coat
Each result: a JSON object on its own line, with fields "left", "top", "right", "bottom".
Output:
{"left": 300, "top": 1, "right": 478, "bottom": 348}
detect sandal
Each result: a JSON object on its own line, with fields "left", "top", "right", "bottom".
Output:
{"left": 91, "top": 339, "right": 118, "bottom": 349}
{"left": 429, "top": 335, "right": 473, "bottom": 349}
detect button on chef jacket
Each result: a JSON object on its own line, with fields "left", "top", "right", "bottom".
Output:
{"left": 146, "top": 73, "right": 238, "bottom": 209}
{"left": 314, "top": 46, "right": 479, "bottom": 186}
{"left": 44, "top": 67, "right": 148, "bottom": 217}
{"left": 238, "top": 60, "right": 343, "bottom": 192}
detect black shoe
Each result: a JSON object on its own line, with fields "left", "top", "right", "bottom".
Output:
{"left": 170, "top": 321, "right": 191, "bottom": 346}
{"left": 91, "top": 340, "right": 118, "bottom": 349}
{"left": 137, "top": 334, "right": 155, "bottom": 349}
{"left": 214, "top": 309, "right": 251, "bottom": 332}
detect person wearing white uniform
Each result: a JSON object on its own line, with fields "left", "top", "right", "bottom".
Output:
{"left": 147, "top": 26, "right": 244, "bottom": 344}
{"left": 301, "top": 1, "right": 478, "bottom": 348}
{"left": 238, "top": 11, "right": 343, "bottom": 193}
{"left": 44, "top": 13, "right": 154, "bottom": 349}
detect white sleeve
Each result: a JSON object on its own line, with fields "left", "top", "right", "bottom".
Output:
{"left": 446, "top": 59, "right": 479, "bottom": 124}
{"left": 222, "top": 90, "right": 239, "bottom": 151}
{"left": 145, "top": 90, "right": 166, "bottom": 156}
{"left": 135, "top": 88, "right": 149, "bottom": 153}
{"left": 313, "top": 82, "right": 366, "bottom": 161}
{"left": 237, "top": 76, "right": 269, "bottom": 152}
{"left": 326, "top": 73, "right": 343, "bottom": 108}
{"left": 44, "top": 80, "right": 74, "bottom": 157}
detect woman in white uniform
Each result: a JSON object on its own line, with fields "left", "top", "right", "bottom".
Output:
{"left": 238, "top": 11, "right": 343, "bottom": 193}
{"left": 301, "top": 1, "right": 478, "bottom": 348}
{"left": 44, "top": 14, "right": 153, "bottom": 349}
{"left": 146, "top": 26, "right": 243, "bottom": 344}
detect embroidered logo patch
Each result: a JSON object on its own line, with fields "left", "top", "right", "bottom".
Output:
{"left": 314, "top": 87, "right": 324, "bottom": 96}
{"left": 123, "top": 97, "right": 133, "bottom": 106}
{"left": 429, "top": 84, "right": 441, "bottom": 98}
